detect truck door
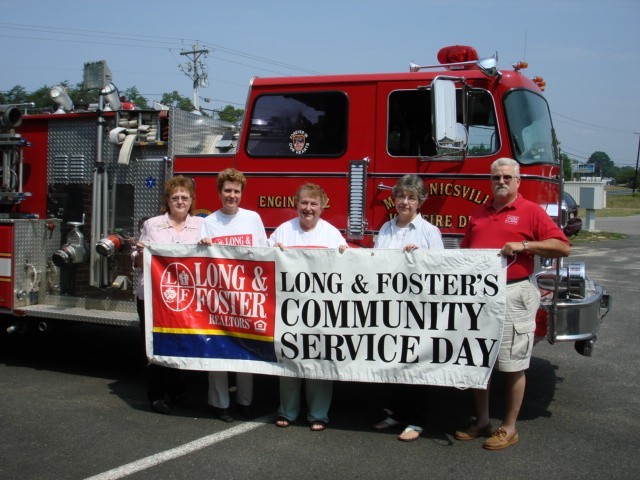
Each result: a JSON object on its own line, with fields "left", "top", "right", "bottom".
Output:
{"left": 370, "top": 81, "right": 437, "bottom": 235}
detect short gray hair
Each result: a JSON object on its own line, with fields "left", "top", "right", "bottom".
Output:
{"left": 392, "top": 174, "right": 427, "bottom": 205}
{"left": 491, "top": 157, "right": 520, "bottom": 177}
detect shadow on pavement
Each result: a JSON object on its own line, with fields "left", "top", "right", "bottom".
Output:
{"left": 2, "top": 321, "right": 559, "bottom": 434}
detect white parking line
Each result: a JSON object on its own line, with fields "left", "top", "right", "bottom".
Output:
{"left": 84, "top": 415, "right": 271, "bottom": 480}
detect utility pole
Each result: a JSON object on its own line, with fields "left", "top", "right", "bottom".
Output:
{"left": 179, "top": 42, "right": 209, "bottom": 112}
{"left": 633, "top": 132, "right": 640, "bottom": 195}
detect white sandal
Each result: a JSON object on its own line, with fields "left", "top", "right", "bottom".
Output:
{"left": 398, "top": 425, "right": 423, "bottom": 442}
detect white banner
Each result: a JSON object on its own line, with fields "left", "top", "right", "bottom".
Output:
{"left": 144, "top": 244, "right": 505, "bottom": 389}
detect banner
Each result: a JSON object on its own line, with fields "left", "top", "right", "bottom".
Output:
{"left": 144, "top": 244, "right": 506, "bottom": 389}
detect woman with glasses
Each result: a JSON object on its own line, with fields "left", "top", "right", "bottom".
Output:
{"left": 132, "top": 175, "right": 203, "bottom": 415}
{"left": 374, "top": 174, "right": 444, "bottom": 252}
{"left": 372, "top": 174, "right": 444, "bottom": 441}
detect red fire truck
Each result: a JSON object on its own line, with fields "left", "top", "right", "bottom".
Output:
{"left": 1, "top": 46, "right": 609, "bottom": 355}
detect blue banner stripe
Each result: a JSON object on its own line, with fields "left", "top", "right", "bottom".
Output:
{"left": 153, "top": 332, "right": 277, "bottom": 362}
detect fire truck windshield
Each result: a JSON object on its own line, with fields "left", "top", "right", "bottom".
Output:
{"left": 504, "top": 89, "right": 557, "bottom": 165}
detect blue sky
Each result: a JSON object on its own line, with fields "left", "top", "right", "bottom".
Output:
{"left": 1, "top": 0, "right": 639, "bottom": 168}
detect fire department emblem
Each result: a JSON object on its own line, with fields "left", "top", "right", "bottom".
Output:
{"left": 289, "top": 130, "right": 309, "bottom": 154}
{"left": 160, "top": 262, "right": 196, "bottom": 312}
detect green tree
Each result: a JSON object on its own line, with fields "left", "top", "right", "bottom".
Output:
{"left": 0, "top": 85, "right": 28, "bottom": 104}
{"left": 217, "top": 105, "right": 244, "bottom": 124}
{"left": 160, "top": 91, "right": 194, "bottom": 111}
{"left": 33, "top": 84, "right": 62, "bottom": 110}
{"left": 587, "top": 151, "right": 616, "bottom": 178}
{"left": 4, "top": 83, "right": 208, "bottom": 112}
{"left": 615, "top": 167, "right": 637, "bottom": 188}
{"left": 9, "top": 81, "right": 98, "bottom": 111}
{"left": 560, "top": 153, "right": 574, "bottom": 181}
{"left": 68, "top": 82, "right": 95, "bottom": 107}
{"left": 122, "top": 86, "right": 149, "bottom": 109}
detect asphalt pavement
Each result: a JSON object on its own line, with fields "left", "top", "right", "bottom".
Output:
{"left": 594, "top": 214, "right": 640, "bottom": 235}
{"left": 1, "top": 224, "right": 639, "bottom": 480}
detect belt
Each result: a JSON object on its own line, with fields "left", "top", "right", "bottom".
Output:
{"left": 507, "top": 277, "right": 530, "bottom": 285}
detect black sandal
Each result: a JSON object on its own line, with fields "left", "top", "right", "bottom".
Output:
{"left": 275, "top": 416, "right": 290, "bottom": 428}
{"left": 310, "top": 420, "right": 327, "bottom": 431}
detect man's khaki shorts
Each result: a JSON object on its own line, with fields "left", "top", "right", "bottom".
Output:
{"left": 496, "top": 279, "right": 541, "bottom": 373}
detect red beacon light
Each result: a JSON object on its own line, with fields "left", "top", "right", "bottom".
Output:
{"left": 410, "top": 46, "right": 499, "bottom": 78}
{"left": 437, "top": 45, "right": 478, "bottom": 70}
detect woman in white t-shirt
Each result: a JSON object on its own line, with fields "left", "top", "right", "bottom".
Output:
{"left": 199, "top": 168, "right": 267, "bottom": 423}
{"left": 269, "top": 183, "right": 347, "bottom": 431}
{"left": 372, "top": 174, "right": 444, "bottom": 442}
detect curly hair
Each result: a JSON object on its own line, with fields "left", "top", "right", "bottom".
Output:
{"left": 217, "top": 168, "right": 246, "bottom": 193}
{"left": 161, "top": 175, "right": 196, "bottom": 215}
{"left": 296, "top": 183, "right": 329, "bottom": 209}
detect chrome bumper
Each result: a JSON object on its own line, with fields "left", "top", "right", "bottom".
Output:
{"left": 553, "top": 282, "right": 611, "bottom": 342}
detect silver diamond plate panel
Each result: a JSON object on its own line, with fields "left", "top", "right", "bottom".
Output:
{"left": 19, "top": 303, "right": 138, "bottom": 327}
{"left": 169, "top": 108, "right": 229, "bottom": 157}
{"left": 47, "top": 116, "right": 116, "bottom": 184}
{"left": 131, "top": 157, "right": 168, "bottom": 231}
{"left": 5, "top": 219, "right": 61, "bottom": 308}
{"left": 8, "top": 219, "right": 137, "bottom": 322}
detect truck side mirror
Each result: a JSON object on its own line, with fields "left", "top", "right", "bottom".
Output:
{"left": 432, "top": 77, "right": 467, "bottom": 149}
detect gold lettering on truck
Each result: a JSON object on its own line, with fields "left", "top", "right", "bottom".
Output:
{"left": 428, "top": 182, "right": 490, "bottom": 205}
{"left": 258, "top": 196, "right": 296, "bottom": 208}
{"left": 381, "top": 182, "right": 488, "bottom": 229}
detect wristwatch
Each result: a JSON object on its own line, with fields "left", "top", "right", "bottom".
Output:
{"left": 522, "top": 240, "right": 530, "bottom": 252}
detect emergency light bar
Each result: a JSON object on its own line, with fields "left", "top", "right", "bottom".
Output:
{"left": 410, "top": 45, "right": 500, "bottom": 78}
{"left": 437, "top": 45, "right": 478, "bottom": 65}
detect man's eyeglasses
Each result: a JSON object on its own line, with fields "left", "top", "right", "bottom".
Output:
{"left": 490, "top": 175, "right": 516, "bottom": 183}
{"left": 170, "top": 195, "right": 191, "bottom": 202}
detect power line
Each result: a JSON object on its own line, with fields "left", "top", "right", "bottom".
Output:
{"left": 0, "top": 33, "right": 172, "bottom": 50}
{"left": 552, "top": 111, "right": 638, "bottom": 166}
{"left": 0, "top": 22, "right": 177, "bottom": 46}
{"left": 0, "top": 22, "right": 319, "bottom": 75}
{"left": 552, "top": 111, "right": 635, "bottom": 135}
{"left": 560, "top": 150, "right": 590, "bottom": 161}
{"left": 559, "top": 144, "right": 592, "bottom": 156}
{"left": 0, "top": 22, "right": 324, "bottom": 109}
{"left": 200, "top": 42, "right": 322, "bottom": 75}
{"left": 209, "top": 54, "right": 306, "bottom": 77}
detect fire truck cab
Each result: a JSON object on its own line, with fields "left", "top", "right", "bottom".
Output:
{"left": 175, "top": 45, "right": 610, "bottom": 355}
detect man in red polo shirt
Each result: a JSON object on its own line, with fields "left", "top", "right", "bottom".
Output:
{"left": 455, "top": 157, "right": 570, "bottom": 450}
